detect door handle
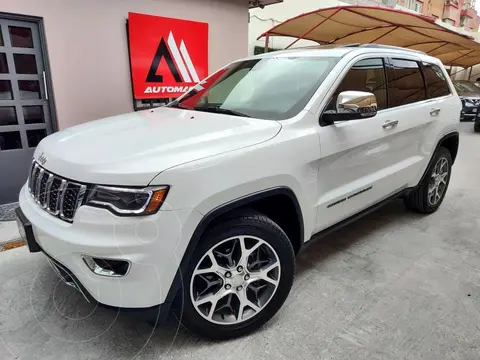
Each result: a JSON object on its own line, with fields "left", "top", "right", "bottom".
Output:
{"left": 430, "top": 108, "right": 440, "bottom": 116}
{"left": 42, "top": 71, "right": 49, "bottom": 100}
{"left": 382, "top": 120, "right": 398, "bottom": 129}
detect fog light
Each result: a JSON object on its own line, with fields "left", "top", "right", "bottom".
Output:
{"left": 82, "top": 255, "right": 130, "bottom": 277}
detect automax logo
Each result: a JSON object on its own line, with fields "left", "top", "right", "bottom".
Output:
{"left": 127, "top": 13, "right": 208, "bottom": 99}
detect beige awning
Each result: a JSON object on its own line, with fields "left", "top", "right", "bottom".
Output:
{"left": 257, "top": 5, "right": 480, "bottom": 67}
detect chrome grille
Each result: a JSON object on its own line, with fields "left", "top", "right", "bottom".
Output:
{"left": 28, "top": 162, "right": 87, "bottom": 222}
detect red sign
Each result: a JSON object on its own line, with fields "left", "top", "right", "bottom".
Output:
{"left": 128, "top": 12, "right": 208, "bottom": 99}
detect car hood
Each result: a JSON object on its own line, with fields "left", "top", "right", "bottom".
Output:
{"left": 459, "top": 92, "right": 480, "bottom": 100}
{"left": 34, "top": 107, "right": 281, "bottom": 185}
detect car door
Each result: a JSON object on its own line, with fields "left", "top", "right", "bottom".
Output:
{"left": 378, "top": 57, "right": 440, "bottom": 190}
{"left": 412, "top": 61, "right": 457, "bottom": 181}
{"left": 314, "top": 56, "right": 403, "bottom": 232}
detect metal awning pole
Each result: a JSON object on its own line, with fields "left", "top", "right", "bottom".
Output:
{"left": 448, "top": 50, "right": 476, "bottom": 68}
{"left": 369, "top": 26, "right": 398, "bottom": 43}
{"left": 449, "top": 67, "right": 466, "bottom": 78}
{"left": 285, "top": 8, "right": 341, "bottom": 49}
{"left": 426, "top": 42, "right": 448, "bottom": 54}
{"left": 264, "top": 33, "right": 270, "bottom": 53}
{"left": 470, "top": 70, "right": 480, "bottom": 80}
{"left": 468, "top": 66, "right": 473, "bottom": 80}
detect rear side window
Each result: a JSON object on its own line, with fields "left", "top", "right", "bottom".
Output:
{"left": 422, "top": 63, "right": 451, "bottom": 98}
{"left": 387, "top": 58, "right": 426, "bottom": 107}
{"left": 329, "top": 58, "right": 388, "bottom": 110}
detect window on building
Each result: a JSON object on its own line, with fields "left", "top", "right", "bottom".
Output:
{"left": 386, "top": 58, "right": 426, "bottom": 107}
{"left": 414, "top": 1, "right": 423, "bottom": 12}
{"left": 443, "top": 18, "right": 456, "bottom": 26}
{"left": 463, "top": 0, "right": 475, "bottom": 10}
{"left": 404, "top": 0, "right": 422, "bottom": 12}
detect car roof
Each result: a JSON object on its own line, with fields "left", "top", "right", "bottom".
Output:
{"left": 245, "top": 44, "right": 442, "bottom": 65}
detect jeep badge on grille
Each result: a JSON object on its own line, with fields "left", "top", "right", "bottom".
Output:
{"left": 38, "top": 153, "right": 47, "bottom": 166}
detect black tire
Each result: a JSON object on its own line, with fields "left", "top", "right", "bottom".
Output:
{"left": 404, "top": 147, "right": 452, "bottom": 213}
{"left": 177, "top": 212, "right": 295, "bottom": 340}
{"left": 474, "top": 123, "right": 480, "bottom": 133}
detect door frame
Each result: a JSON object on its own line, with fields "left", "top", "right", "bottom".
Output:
{"left": 0, "top": 11, "right": 58, "bottom": 132}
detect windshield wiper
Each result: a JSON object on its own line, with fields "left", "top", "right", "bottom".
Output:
{"left": 167, "top": 102, "right": 189, "bottom": 109}
{"left": 193, "top": 105, "right": 250, "bottom": 118}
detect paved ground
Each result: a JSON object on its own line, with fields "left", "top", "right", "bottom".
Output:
{"left": 0, "top": 202, "right": 18, "bottom": 221}
{"left": 0, "top": 221, "right": 20, "bottom": 250}
{"left": 1, "top": 123, "right": 480, "bottom": 360}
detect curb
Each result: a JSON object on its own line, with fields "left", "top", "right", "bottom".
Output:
{"left": 0, "top": 220, "right": 25, "bottom": 252}
{"left": 0, "top": 239, "right": 25, "bottom": 252}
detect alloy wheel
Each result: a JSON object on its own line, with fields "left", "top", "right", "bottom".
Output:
{"left": 428, "top": 156, "right": 449, "bottom": 206}
{"left": 190, "top": 235, "right": 281, "bottom": 325}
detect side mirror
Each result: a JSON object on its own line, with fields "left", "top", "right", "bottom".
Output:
{"left": 321, "top": 91, "right": 378, "bottom": 125}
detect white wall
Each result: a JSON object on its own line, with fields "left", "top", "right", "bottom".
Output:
{"left": 2, "top": 0, "right": 249, "bottom": 129}
{"left": 248, "top": 0, "right": 348, "bottom": 54}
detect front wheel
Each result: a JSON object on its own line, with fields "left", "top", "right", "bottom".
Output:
{"left": 178, "top": 213, "right": 295, "bottom": 340}
{"left": 404, "top": 147, "right": 452, "bottom": 213}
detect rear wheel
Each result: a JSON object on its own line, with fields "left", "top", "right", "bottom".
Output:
{"left": 178, "top": 212, "right": 295, "bottom": 340}
{"left": 404, "top": 147, "right": 452, "bottom": 213}
{"left": 474, "top": 122, "right": 480, "bottom": 132}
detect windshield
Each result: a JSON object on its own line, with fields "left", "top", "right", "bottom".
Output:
{"left": 453, "top": 81, "right": 480, "bottom": 95}
{"left": 166, "top": 57, "right": 339, "bottom": 120}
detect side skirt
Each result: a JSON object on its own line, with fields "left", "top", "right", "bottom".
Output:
{"left": 301, "top": 188, "right": 411, "bottom": 251}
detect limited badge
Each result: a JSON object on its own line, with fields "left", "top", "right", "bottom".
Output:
{"left": 38, "top": 153, "right": 47, "bottom": 166}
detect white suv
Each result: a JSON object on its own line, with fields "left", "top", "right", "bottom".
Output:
{"left": 16, "top": 44, "right": 460, "bottom": 340}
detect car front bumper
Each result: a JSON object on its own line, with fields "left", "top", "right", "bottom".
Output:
{"left": 461, "top": 105, "right": 479, "bottom": 119}
{"left": 18, "top": 184, "right": 202, "bottom": 309}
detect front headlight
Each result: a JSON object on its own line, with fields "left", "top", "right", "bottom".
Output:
{"left": 86, "top": 185, "right": 169, "bottom": 216}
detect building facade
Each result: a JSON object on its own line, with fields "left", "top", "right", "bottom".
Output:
{"left": 396, "top": 0, "right": 480, "bottom": 31}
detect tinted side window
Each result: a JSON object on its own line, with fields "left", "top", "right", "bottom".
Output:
{"left": 387, "top": 59, "right": 426, "bottom": 107}
{"left": 422, "top": 63, "right": 451, "bottom": 98}
{"left": 329, "top": 58, "right": 388, "bottom": 110}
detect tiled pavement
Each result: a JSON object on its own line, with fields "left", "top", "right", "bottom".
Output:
{"left": 0, "top": 202, "right": 17, "bottom": 222}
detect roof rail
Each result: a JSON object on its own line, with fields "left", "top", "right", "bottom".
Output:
{"left": 340, "top": 43, "right": 426, "bottom": 54}
{"left": 340, "top": 43, "right": 362, "bottom": 47}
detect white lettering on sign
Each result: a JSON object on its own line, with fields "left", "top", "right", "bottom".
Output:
{"left": 144, "top": 86, "right": 192, "bottom": 94}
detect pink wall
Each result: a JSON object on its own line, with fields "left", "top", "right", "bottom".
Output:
{"left": 443, "top": 4, "right": 462, "bottom": 26}
{"left": 2, "top": 0, "right": 249, "bottom": 129}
